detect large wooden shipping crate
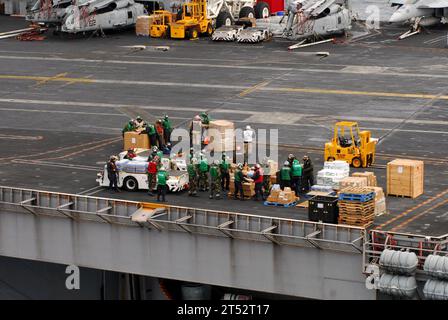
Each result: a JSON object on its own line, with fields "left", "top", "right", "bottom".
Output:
{"left": 387, "top": 159, "right": 424, "bottom": 198}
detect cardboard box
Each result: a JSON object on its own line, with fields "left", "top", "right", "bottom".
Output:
{"left": 387, "top": 159, "right": 424, "bottom": 198}
{"left": 366, "top": 186, "right": 386, "bottom": 216}
{"left": 339, "top": 176, "right": 368, "bottom": 189}
{"left": 124, "top": 131, "right": 150, "bottom": 151}
{"left": 135, "top": 16, "right": 152, "bottom": 36}
{"left": 352, "top": 172, "right": 377, "bottom": 187}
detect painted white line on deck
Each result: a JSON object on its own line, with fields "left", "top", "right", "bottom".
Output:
{"left": 0, "top": 98, "right": 447, "bottom": 127}
{"left": 1, "top": 54, "right": 448, "bottom": 79}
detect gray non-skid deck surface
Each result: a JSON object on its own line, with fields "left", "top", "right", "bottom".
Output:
{"left": 0, "top": 16, "right": 447, "bottom": 235}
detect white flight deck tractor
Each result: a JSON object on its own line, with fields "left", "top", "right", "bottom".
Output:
{"left": 236, "top": 26, "right": 270, "bottom": 42}
{"left": 96, "top": 149, "right": 189, "bottom": 192}
{"left": 211, "top": 25, "right": 244, "bottom": 40}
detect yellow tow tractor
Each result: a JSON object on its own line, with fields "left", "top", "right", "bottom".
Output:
{"left": 324, "top": 121, "right": 377, "bottom": 168}
{"left": 149, "top": 10, "right": 174, "bottom": 38}
{"left": 169, "top": 0, "right": 213, "bottom": 39}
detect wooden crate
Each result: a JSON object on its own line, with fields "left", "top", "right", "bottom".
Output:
{"left": 387, "top": 159, "right": 424, "bottom": 198}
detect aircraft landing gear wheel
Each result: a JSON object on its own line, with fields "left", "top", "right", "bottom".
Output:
{"left": 216, "top": 11, "right": 233, "bottom": 28}
{"left": 352, "top": 157, "right": 362, "bottom": 168}
{"left": 239, "top": 6, "right": 255, "bottom": 19}
{"left": 254, "top": 1, "right": 270, "bottom": 19}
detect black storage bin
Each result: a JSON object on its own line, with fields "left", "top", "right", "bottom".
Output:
{"left": 308, "top": 195, "right": 339, "bottom": 224}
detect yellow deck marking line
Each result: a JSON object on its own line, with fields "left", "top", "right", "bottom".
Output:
{"left": 266, "top": 87, "right": 448, "bottom": 100}
{"left": 375, "top": 188, "right": 448, "bottom": 230}
{"left": 0, "top": 74, "right": 94, "bottom": 84}
{"left": 390, "top": 198, "right": 448, "bottom": 232}
{"left": 239, "top": 80, "right": 271, "bottom": 97}
{"left": 33, "top": 72, "right": 68, "bottom": 86}
{"left": 2, "top": 74, "right": 448, "bottom": 100}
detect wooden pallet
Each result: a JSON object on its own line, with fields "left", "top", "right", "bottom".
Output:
{"left": 338, "top": 200, "right": 375, "bottom": 216}
{"left": 338, "top": 192, "right": 375, "bottom": 202}
{"left": 296, "top": 200, "right": 309, "bottom": 208}
{"left": 339, "top": 186, "right": 375, "bottom": 195}
{"left": 338, "top": 200, "right": 375, "bottom": 207}
{"left": 264, "top": 201, "right": 298, "bottom": 208}
{"left": 386, "top": 193, "right": 414, "bottom": 198}
{"left": 339, "top": 212, "right": 375, "bottom": 220}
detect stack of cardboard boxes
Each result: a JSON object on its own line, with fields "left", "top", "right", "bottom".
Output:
{"left": 135, "top": 16, "right": 152, "bottom": 36}
{"left": 366, "top": 186, "right": 386, "bottom": 216}
{"left": 387, "top": 159, "right": 424, "bottom": 198}
{"left": 266, "top": 186, "right": 296, "bottom": 205}
{"left": 339, "top": 176, "right": 368, "bottom": 189}
{"left": 352, "top": 172, "right": 377, "bottom": 187}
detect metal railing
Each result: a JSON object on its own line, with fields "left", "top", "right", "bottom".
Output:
{"left": 0, "top": 186, "right": 366, "bottom": 253}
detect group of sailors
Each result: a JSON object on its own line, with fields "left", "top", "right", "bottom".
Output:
{"left": 122, "top": 115, "right": 173, "bottom": 152}
{"left": 110, "top": 115, "right": 315, "bottom": 203}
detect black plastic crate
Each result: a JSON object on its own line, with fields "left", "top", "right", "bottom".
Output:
{"left": 308, "top": 195, "right": 339, "bottom": 224}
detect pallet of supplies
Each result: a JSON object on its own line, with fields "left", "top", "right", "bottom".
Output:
{"left": 339, "top": 176, "right": 368, "bottom": 189}
{"left": 337, "top": 187, "right": 375, "bottom": 227}
{"left": 352, "top": 171, "right": 377, "bottom": 187}
{"left": 124, "top": 131, "right": 150, "bottom": 151}
{"left": 135, "top": 16, "right": 151, "bottom": 36}
{"left": 264, "top": 186, "right": 297, "bottom": 207}
{"left": 317, "top": 161, "right": 350, "bottom": 189}
{"left": 366, "top": 186, "right": 387, "bottom": 216}
{"left": 387, "top": 159, "right": 424, "bottom": 198}
{"left": 266, "top": 186, "right": 281, "bottom": 202}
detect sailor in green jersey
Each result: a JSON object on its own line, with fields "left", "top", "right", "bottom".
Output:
{"left": 197, "top": 156, "right": 209, "bottom": 191}
{"left": 122, "top": 120, "right": 135, "bottom": 137}
{"left": 138, "top": 123, "right": 157, "bottom": 147}
{"left": 162, "top": 115, "right": 172, "bottom": 144}
{"left": 209, "top": 160, "right": 222, "bottom": 199}
{"left": 156, "top": 167, "right": 169, "bottom": 202}
{"left": 280, "top": 161, "right": 292, "bottom": 190}
{"left": 187, "top": 158, "right": 199, "bottom": 197}
{"left": 220, "top": 154, "right": 230, "bottom": 191}
{"left": 233, "top": 163, "right": 245, "bottom": 201}
{"left": 291, "top": 158, "right": 303, "bottom": 195}
{"left": 200, "top": 112, "right": 210, "bottom": 126}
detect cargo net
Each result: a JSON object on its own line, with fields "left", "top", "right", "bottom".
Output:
{"left": 365, "top": 229, "right": 448, "bottom": 271}
{"left": 38, "top": 0, "right": 53, "bottom": 20}
{"left": 295, "top": 12, "right": 314, "bottom": 35}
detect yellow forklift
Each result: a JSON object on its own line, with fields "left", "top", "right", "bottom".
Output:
{"left": 149, "top": 10, "right": 174, "bottom": 38}
{"left": 324, "top": 121, "right": 377, "bottom": 168}
{"left": 169, "top": 0, "right": 213, "bottom": 39}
